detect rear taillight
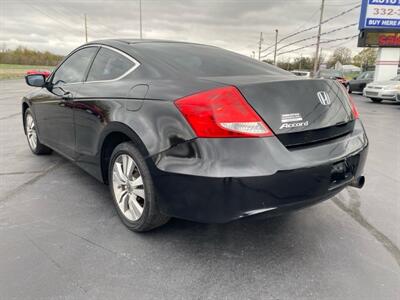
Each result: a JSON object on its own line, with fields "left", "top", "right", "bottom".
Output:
{"left": 348, "top": 95, "right": 359, "bottom": 119}
{"left": 338, "top": 83, "right": 359, "bottom": 119}
{"left": 175, "top": 86, "right": 273, "bottom": 138}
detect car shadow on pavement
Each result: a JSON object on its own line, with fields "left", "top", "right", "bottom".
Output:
{"left": 137, "top": 212, "right": 305, "bottom": 256}
{"left": 43, "top": 155, "right": 325, "bottom": 254}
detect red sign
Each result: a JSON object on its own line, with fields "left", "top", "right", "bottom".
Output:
{"left": 378, "top": 33, "right": 400, "bottom": 47}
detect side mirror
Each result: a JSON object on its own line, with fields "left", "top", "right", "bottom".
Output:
{"left": 25, "top": 74, "right": 46, "bottom": 87}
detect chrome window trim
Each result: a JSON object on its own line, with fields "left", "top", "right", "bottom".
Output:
{"left": 51, "top": 44, "right": 141, "bottom": 87}
{"left": 84, "top": 45, "right": 141, "bottom": 84}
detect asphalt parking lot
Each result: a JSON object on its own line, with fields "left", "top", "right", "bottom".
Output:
{"left": 0, "top": 79, "right": 399, "bottom": 300}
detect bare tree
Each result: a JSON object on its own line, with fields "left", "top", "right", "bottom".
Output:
{"left": 328, "top": 47, "right": 352, "bottom": 68}
{"left": 353, "top": 48, "right": 377, "bottom": 69}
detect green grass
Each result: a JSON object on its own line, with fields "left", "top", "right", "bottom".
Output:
{"left": 0, "top": 64, "right": 55, "bottom": 80}
{"left": 344, "top": 71, "right": 360, "bottom": 81}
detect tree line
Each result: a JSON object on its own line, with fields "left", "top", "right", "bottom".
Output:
{"left": 0, "top": 45, "right": 378, "bottom": 72}
{"left": 264, "top": 48, "right": 378, "bottom": 71}
{"left": 0, "top": 47, "right": 64, "bottom": 66}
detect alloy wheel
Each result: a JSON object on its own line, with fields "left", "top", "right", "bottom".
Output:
{"left": 112, "top": 154, "right": 145, "bottom": 221}
{"left": 26, "top": 114, "right": 37, "bottom": 150}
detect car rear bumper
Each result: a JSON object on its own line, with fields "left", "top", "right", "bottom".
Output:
{"left": 149, "top": 120, "right": 368, "bottom": 223}
{"left": 363, "top": 88, "right": 398, "bottom": 100}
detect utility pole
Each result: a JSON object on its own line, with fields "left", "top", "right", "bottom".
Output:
{"left": 273, "top": 29, "right": 279, "bottom": 65}
{"left": 84, "top": 13, "right": 88, "bottom": 43}
{"left": 319, "top": 48, "right": 323, "bottom": 67}
{"left": 258, "top": 32, "right": 263, "bottom": 61}
{"left": 313, "top": 0, "right": 325, "bottom": 74}
{"left": 139, "top": 0, "right": 143, "bottom": 39}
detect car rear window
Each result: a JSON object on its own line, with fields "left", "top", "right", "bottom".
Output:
{"left": 133, "top": 43, "right": 290, "bottom": 77}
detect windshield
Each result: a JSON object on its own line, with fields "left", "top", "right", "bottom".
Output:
{"left": 357, "top": 71, "right": 374, "bottom": 80}
{"left": 134, "top": 43, "right": 291, "bottom": 77}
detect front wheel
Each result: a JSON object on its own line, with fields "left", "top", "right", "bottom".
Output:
{"left": 108, "top": 142, "right": 170, "bottom": 232}
{"left": 347, "top": 85, "right": 352, "bottom": 94}
{"left": 370, "top": 98, "right": 383, "bottom": 103}
{"left": 24, "top": 108, "right": 52, "bottom": 155}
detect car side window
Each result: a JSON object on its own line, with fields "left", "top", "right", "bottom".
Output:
{"left": 52, "top": 47, "right": 98, "bottom": 85}
{"left": 86, "top": 47, "right": 136, "bottom": 82}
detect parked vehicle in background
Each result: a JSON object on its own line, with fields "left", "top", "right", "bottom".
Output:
{"left": 363, "top": 75, "right": 400, "bottom": 103}
{"left": 315, "top": 69, "right": 348, "bottom": 87}
{"left": 26, "top": 69, "right": 51, "bottom": 78}
{"left": 348, "top": 71, "right": 374, "bottom": 93}
{"left": 291, "top": 70, "right": 311, "bottom": 78}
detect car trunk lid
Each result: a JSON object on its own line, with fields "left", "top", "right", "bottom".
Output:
{"left": 201, "top": 76, "right": 355, "bottom": 147}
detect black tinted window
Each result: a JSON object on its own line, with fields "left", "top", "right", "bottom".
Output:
{"left": 52, "top": 47, "right": 97, "bottom": 84}
{"left": 87, "top": 47, "right": 135, "bottom": 81}
{"left": 134, "top": 43, "right": 290, "bottom": 77}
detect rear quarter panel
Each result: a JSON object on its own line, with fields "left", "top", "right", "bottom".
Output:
{"left": 73, "top": 76, "right": 198, "bottom": 181}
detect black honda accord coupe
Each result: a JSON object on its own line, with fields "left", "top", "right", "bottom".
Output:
{"left": 22, "top": 39, "right": 368, "bottom": 231}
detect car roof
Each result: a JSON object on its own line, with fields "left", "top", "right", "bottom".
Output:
{"left": 83, "top": 39, "right": 219, "bottom": 60}
{"left": 87, "top": 39, "right": 208, "bottom": 47}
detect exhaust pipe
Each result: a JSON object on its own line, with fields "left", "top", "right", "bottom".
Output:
{"left": 350, "top": 176, "right": 365, "bottom": 189}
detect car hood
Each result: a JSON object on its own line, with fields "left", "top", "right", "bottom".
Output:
{"left": 368, "top": 80, "right": 400, "bottom": 87}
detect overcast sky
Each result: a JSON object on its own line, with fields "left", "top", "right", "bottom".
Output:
{"left": 1, "top": 0, "right": 363, "bottom": 61}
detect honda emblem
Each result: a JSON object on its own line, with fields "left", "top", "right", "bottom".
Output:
{"left": 317, "top": 91, "right": 331, "bottom": 106}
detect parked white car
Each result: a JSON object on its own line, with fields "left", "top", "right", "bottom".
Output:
{"left": 363, "top": 75, "right": 400, "bottom": 103}
{"left": 291, "top": 70, "right": 312, "bottom": 78}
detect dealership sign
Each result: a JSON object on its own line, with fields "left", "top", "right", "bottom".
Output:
{"left": 359, "top": 0, "right": 400, "bottom": 29}
{"left": 358, "top": 30, "right": 400, "bottom": 46}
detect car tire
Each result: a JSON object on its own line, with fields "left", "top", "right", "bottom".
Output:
{"left": 108, "top": 141, "right": 170, "bottom": 232}
{"left": 371, "top": 98, "right": 383, "bottom": 103}
{"left": 24, "top": 108, "right": 52, "bottom": 155}
{"left": 347, "top": 85, "right": 352, "bottom": 94}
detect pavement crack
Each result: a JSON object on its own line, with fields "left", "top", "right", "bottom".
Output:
{"left": 333, "top": 190, "right": 400, "bottom": 268}
{"left": 0, "top": 170, "right": 43, "bottom": 176}
{"left": 0, "top": 161, "right": 65, "bottom": 203}
{"left": 0, "top": 112, "right": 20, "bottom": 121}
{"left": 23, "top": 232, "right": 88, "bottom": 294}
{"left": 60, "top": 227, "right": 116, "bottom": 255}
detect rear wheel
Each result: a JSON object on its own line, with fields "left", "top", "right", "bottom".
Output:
{"left": 24, "top": 108, "right": 52, "bottom": 155}
{"left": 108, "top": 142, "right": 170, "bottom": 232}
{"left": 370, "top": 98, "right": 383, "bottom": 103}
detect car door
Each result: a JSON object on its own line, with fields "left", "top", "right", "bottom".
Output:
{"left": 361, "top": 72, "right": 374, "bottom": 91}
{"left": 72, "top": 46, "right": 142, "bottom": 176}
{"left": 32, "top": 46, "right": 99, "bottom": 159}
{"left": 352, "top": 73, "right": 366, "bottom": 92}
